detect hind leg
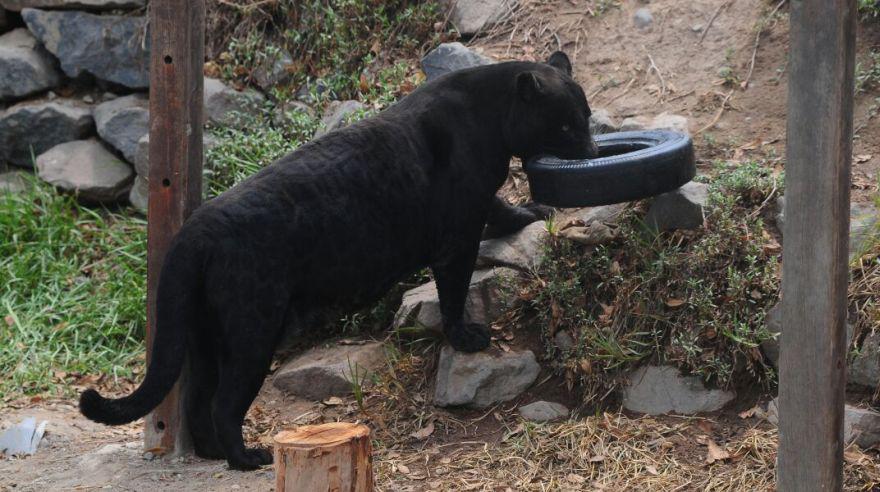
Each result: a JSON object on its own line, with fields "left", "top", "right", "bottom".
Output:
{"left": 185, "top": 345, "right": 224, "bottom": 460}
{"left": 211, "top": 328, "right": 277, "bottom": 470}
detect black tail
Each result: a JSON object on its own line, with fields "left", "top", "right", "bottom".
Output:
{"left": 80, "top": 237, "right": 204, "bottom": 425}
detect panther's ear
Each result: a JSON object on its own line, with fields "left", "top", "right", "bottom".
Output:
{"left": 516, "top": 71, "right": 543, "bottom": 102}
{"left": 547, "top": 51, "right": 572, "bottom": 76}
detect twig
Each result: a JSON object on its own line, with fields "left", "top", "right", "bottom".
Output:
{"left": 695, "top": 90, "right": 734, "bottom": 135}
{"left": 668, "top": 89, "right": 695, "bottom": 102}
{"left": 602, "top": 77, "right": 636, "bottom": 106}
{"left": 742, "top": 0, "right": 788, "bottom": 89}
{"left": 699, "top": 0, "right": 733, "bottom": 44}
{"left": 645, "top": 51, "right": 667, "bottom": 100}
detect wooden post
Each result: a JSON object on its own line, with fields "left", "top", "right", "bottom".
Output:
{"left": 274, "top": 423, "right": 374, "bottom": 492}
{"left": 777, "top": 1, "right": 855, "bottom": 490}
{"left": 145, "top": 0, "right": 205, "bottom": 455}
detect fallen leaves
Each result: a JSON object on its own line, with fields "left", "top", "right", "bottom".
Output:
{"left": 697, "top": 435, "right": 731, "bottom": 464}
{"left": 410, "top": 422, "right": 435, "bottom": 440}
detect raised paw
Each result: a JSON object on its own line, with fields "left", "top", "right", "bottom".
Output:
{"left": 227, "top": 447, "right": 273, "bottom": 471}
{"left": 447, "top": 323, "right": 491, "bottom": 353}
{"left": 522, "top": 202, "right": 555, "bottom": 221}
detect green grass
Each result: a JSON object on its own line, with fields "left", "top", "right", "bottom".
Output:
{"left": 0, "top": 178, "right": 147, "bottom": 397}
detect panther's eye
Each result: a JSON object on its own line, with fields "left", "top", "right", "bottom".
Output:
{"left": 561, "top": 124, "right": 570, "bottom": 132}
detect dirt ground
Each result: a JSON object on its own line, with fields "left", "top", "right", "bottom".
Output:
{"left": 3, "top": 0, "right": 880, "bottom": 490}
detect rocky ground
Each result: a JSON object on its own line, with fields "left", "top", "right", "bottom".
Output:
{"left": 2, "top": 0, "right": 880, "bottom": 490}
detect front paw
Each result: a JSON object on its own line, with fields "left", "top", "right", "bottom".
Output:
{"left": 227, "top": 448, "right": 273, "bottom": 471}
{"left": 446, "top": 323, "right": 490, "bottom": 352}
{"left": 522, "top": 202, "right": 555, "bottom": 221}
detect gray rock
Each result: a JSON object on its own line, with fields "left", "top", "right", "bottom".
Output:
{"left": 273, "top": 101, "right": 315, "bottom": 128}
{"left": 22, "top": 9, "right": 149, "bottom": 89}
{"left": 393, "top": 267, "right": 518, "bottom": 332}
{"left": 128, "top": 174, "right": 147, "bottom": 212}
{"left": 844, "top": 405, "right": 880, "bottom": 449}
{"left": 272, "top": 341, "right": 386, "bottom": 401}
{"left": 850, "top": 331, "right": 880, "bottom": 389}
{"left": 35, "top": 139, "right": 133, "bottom": 202}
{"left": 766, "top": 399, "right": 880, "bottom": 449}
{"left": 565, "top": 203, "right": 629, "bottom": 225}
{"left": 649, "top": 112, "right": 690, "bottom": 134}
{"left": 132, "top": 134, "right": 149, "bottom": 178}
{"left": 0, "top": 170, "right": 30, "bottom": 194}
{"left": 589, "top": 108, "right": 618, "bottom": 135}
{"left": 850, "top": 203, "right": 879, "bottom": 259}
{"left": 314, "top": 100, "right": 365, "bottom": 138}
{"left": 520, "top": 401, "right": 569, "bottom": 422}
{"left": 622, "top": 365, "right": 735, "bottom": 414}
{"left": 554, "top": 330, "right": 575, "bottom": 352}
{"left": 633, "top": 8, "right": 653, "bottom": 29}
{"left": 0, "top": 28, "right": 61, "bottom": 101}
{"left": 253, "top": 47, "right": 293, "bottom": 91}
{"left": 644, "top": 181, "right": 708, "bottom": 231}
{"left": 762, "top": 301, "right": 854, "bottom": 368}
{"left": 203, "top": 77, "right": 265, "bottom": 128}
{"left": 620, "top": 116, "right": 649, "bottom": 132}
{"left": 434, "top": 346, "right": 539, "bottom": 408}
{"left": 94, "top": 93, "right": 148, "bottom": 164}
{"left": 0, "top": 0, "right": 144, "bottom": 10}
{"left": 295, "top": 78, "right": 329, "bottom": 104}
{"left": 477, "top": 221, "right": 549, "bottom": 271}
{"left": 421, "top": 42, "right": 493, "bottom": 81}
{"left": 0, "top": 99, "right": 93, "bottom": 167}
{"left": 777, "top": 198, "right": 878, "bottom": 261}
{"left": 447, "top": 0, "right": 515, "bottom": 36}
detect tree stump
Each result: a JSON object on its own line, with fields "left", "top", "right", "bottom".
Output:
{"left": 273, "top": 422, "right": 373, "bottom": 492}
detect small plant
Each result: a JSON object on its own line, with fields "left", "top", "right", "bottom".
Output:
{"left": 859, "top": 0, "right": 880, "bottom": 20}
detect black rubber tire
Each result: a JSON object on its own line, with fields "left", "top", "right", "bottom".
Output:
{"left": 524, "top": 130, "right": 696, "bottom": 208}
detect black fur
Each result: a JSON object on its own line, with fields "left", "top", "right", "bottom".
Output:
{"left": 80, "top": 52, "right": 597, "bottom": 470}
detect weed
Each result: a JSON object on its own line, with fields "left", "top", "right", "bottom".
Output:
{"left": 856, "top": 50, "right": 880, "bottom": 93}
{"left": 526, "top": 161, "right": 784, "bottom": 402}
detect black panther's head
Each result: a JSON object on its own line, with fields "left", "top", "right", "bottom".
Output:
{"left": 504, "top": 51, "right": 599, "bottom": 161}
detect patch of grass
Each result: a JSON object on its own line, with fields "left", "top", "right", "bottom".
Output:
{"left": 526, "top": 162, "right": 784, "bottom": 402}
{"left": 208, "top": 0, "right": 445, "bottom": 101}
{"left": 0, "top": 177, "right": 147, "bottom": 397}
{"left": 860, "top": 0, "right": 880, "bottom": 20}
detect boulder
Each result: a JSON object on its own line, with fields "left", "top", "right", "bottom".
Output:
{"left": 761, "top": 301, "right": 855, "bottom": 369}
{"left": 477, "top": 221, "right": 548, "bottom": 271}
{"left": 619, "top": 113, "right": 690, "bottom": 134}
{"left": 421, "top": 42, "right": 493, "bottom": 81}
{"left": 22, "top": 9, "right": 149, "bottom": 89}
{"left": 519, "top": 401, "right": 569, "bottom": 422}
{"left": 0, "top": 99, "right": 93, "bottom": 167}
{"left": 850, "top": 331, "right": 880, "bottom": 389}
{"left": 620, "top": 116, "right": 649, "bottom": 132}
{"left": 633, "top": 8, "right": 653, "bottom": 29}
{"left": 589, "top": 108, "right": 618, "bottom": 135}
{"left": 622, "top": 365, "right": 735, "bottom": 414}
{"left": 393, "top": 267, "right": 518, "bottom": 333}
{"left": 272, "top": 341, "right": 386, "bottom": 401}
{"left": 93, "top": 93, "right": 148, "bottom": 163}
{"left": 273, "top": 101, "right": 315, "bottom": 128}
{"left": 844, "top": 405, "right": 880, "bottom": 449}
{"left": 35, "top": 139, "right": 133, "bottom": 202}
{"left": 446, "top": 0, "right": 516, "bottom": 36}
{"left": 314, "top": 100, "right": 365, "bottom": 138}
{"left": 1, "top": 0, "right": 144, "bottom": 10}
{"left": 128, "top": 174, "right": 147, "bottom": 212}
{"left": 433, "top": 346, "right": 539, "bottom": 408}
{"left": 0, "top": 28, "right": 60, "bottom": 101}
{"left": 0, "top": 170, "right": 30, "bottom": 194}
{"left": 203, "top": 77, "right": 265, "bottom": 128}
{"left": 644, "top": 181, "right": 708, "bottom": 231}
{"left": 253, "top": 47, "right": 293, "bottom": 91}
{"left": 777, "top": 198, "right": 878, "bottom": 261}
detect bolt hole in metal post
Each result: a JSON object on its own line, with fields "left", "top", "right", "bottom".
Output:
{"left": 164, "top": 55, "right": 173, "bottom": 64}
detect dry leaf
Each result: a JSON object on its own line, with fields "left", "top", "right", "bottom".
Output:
{"left": 410, "top": 422, "right": 435, "bottom": 440}
{"left": 567, "top": 473, "right": 587, "bottom": 484}
{"left": 855, "top": 154, "right": 873, "bottom": 163}
{"left": 665, "top": 298, "right": 686, "bottom": 308}
{"left": 322, "top": 396, "right": 344, "bottom": 406}
{"left": 4, "top": 315, "right": 13, "bottom": 327}
{"left": 589, "top": 455, "right": 605, "bottom": 463}
{"left": 645, "top": 465, "right": 659, "bottom": 475}
{"left": 397, "top": 464, "right": 411, "bottom": 474}
{"left": 705, "top": 439, "right": 730, "bottom": 464}
{"left": 738, "top": 405, "right": 761, "bottom": 419}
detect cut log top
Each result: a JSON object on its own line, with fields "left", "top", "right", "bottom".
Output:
{"left": 274, "top": 422, "right": 371, "bottom": 448}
